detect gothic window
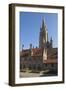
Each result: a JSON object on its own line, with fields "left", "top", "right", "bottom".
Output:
{"left": 29, "top": 64, "right": 31, "bottom": 70}
{"left": 37, "top": 64, "right": 41, "bottom": 71}
{"left": 51, "top": 64, "right": 54, "bottom": 67}
{"left": 23, "top": 65, "right": 26, "bottom": 69}
{"left": 20, "top": 64, "right": 22, "bottom": 69}
{"left": 45, "top": 64, "right": 47, "bottom": 67}
{"left": 29, "top": 57, "right": 31, "bottom": 61}
{"left": 33, "top": 64, "right": 36, "bottom": 70}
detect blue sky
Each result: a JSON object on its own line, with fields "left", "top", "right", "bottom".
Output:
{"left": 20, "top": 12, "right": 58, "bottom": 50}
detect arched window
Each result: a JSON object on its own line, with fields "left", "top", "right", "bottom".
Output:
{"left": 52, "top": 64, "right": 54, "bottom": 67}
{"left": 23, "top": 65, "right": 26, "bottom": 69}
{"left": 37, "top": 64, "right": 41, "bottom": 71}
{"left": 29, "top": 65, "right": 31, "bottom": 70}
{"left": 33, "top": 65, "right": 36, "bottom": 70}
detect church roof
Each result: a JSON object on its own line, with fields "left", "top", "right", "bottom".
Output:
{"left": 31, "top": 48, "right": 43, "bottom": 56}
{"left": 47, "top": 48, "right": 58, "bottom": 59}
{"left": 43, "top": 59, "right": 57, "bottom": 64}
{"left": 20, "top": 49, "right": 30, "bottom": 57}
{"left": 20, "top": 48, "right": 43, "bottom": 57}
{"left": 20, "top": 47, "right": 57, "bottom": 59}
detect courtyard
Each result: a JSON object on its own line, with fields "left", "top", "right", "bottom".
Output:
{"left": 20, "top": 69, "right": 57, "bottom": 77}
{"left": 20, "top": 72, "right": 40, "bottom": 77}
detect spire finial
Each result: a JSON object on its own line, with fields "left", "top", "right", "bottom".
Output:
{"left": 42, "top": 17, "right": 44, "bottom": 27}
{"left": 42, "top": 17, "right": 46, "bottom": 28}
{"left": 44, "top": 17, "right": 45, "bottom": 24}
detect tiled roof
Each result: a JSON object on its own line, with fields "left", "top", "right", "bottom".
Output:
{"left": 43, "top": 59, "right": 57, "bottom": 64}
{"left": 20, "top": 48, "right": 57, "bottom": 58}
{"left": 20, "top": 49, "right": 30, "bottom": 57}
{"left": 47, "top": 48, "right": 57, "bottom": 59}
{"left": 31, "top": 48, "right": 43, "bottom": 56}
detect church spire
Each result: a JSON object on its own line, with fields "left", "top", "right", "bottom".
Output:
{"left": 39, "top": 17, "right": 48, "bottom": 48}
{"left": 42, "top": 18, "right": 44, "bottom": 28}
{"left": 42, "top": 17, "right": 46, "bottom": 29}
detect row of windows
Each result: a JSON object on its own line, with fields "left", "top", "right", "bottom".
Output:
{"left": 21, "top": 57, "right": 42, "bottom": 61}
{"left": 20, "top": 64, "right": 42, "bottom": 70}
{"left": 21, "top": 58, "right": 31, "bottom": 61}
{"left": 20, "top": 64, "right": 57, "bottom": 70}
{"left": 44, "top": 64, "right": 57, "bottom": 67}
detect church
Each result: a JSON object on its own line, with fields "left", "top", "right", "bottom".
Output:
{"left": 20, "top": 18, "right": 58, "bottom": 74}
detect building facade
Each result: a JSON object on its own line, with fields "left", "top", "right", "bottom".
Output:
{"left": 20, "top": 18, "right": 58, "bottom": 73}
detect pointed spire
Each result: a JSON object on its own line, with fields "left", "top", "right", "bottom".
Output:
{"left": 50, "top": 37, "right": 52, "bottom": 42}
{"left": 44, "top": 18, "right": 46, "bottom": 25}
{"left": 22, "top": 44, "right": 24, "bottom": 50}
{"left": 42, "top": 17, "right": 44, "bottom": 28}
{"left": 42, "top": 17, "right": 44, "bottom": 26}
{"left": 30, "top": 43, "right": 32, "bottom": 49}
{"left": 41, "top": 17, "right": 47, "bottom": 30}
{"left": 50, "top": 37, "right": 53, "bottom": 48}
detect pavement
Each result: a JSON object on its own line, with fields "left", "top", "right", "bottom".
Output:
{"left": 20, "top": 72, "right": 40, "bottom": 77}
